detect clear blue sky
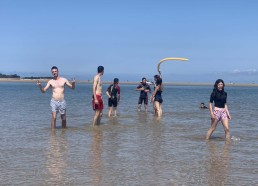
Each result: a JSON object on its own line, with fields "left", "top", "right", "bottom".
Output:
{"left": 1, "top": 0, "right": 258, "bottom": 82}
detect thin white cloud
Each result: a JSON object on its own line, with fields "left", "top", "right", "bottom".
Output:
{"left": 231, "top": 69, "right": 257, "bottom": 74}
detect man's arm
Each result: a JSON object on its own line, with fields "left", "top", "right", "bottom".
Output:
{"left": 37, "top": 80, "right": 51, "bottom": 93}
{"left": 65, "top": 78, "right": 75, "bottom": 89}
{"left": 106, "top": 85, "right": 111, "bottom": 98}
{"left": 93, "top": 75, "right": 98, "bottom": 102}
{"left": 135, "top": 84, "right": 143, "bottom": 91}
{"left": 145, "top": 85, "right": 150, "bottom": 93}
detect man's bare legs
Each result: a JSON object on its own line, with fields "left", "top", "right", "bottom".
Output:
{"left": 51, "top": 112, "right": 57, "bottom": 129}
{"left": 137, "top": 104, "right": 141, "bottom": 111}
{"left": 61, "top": 114, "right": 66, "bottom": 128}
{"left": 108, "top": 107, "right": 118, "bottom": 117}
{"left": 51, "top": 112, "right": 67, "bottom": 129}
{"left": 93, "top": 110, "right": 102, "bottom": 125}
{"left": 113, "top": 107, "right": 117, "bottom": 117}
{"left": 144, "top": 104, "right": 148, "bottom": 112}
{"left": 138, "top": 104, "right": 148, "bottom": 112}
{"left": 108, "top": 107, "right": 112, "bottom": 117}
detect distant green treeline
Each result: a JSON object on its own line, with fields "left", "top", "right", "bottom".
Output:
{"left": 0, "top": 73, "right": 20, "bottom": 78}
{"left": 22, "top": 76, "right": 52, "bottom": 79}
{"left": 0, "top": 73, "right": 52, "bottom": 79}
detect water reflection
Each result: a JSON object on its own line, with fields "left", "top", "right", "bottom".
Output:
{"left": 206, "top": 141, "right": 230, "bottom": 186}
{"left": 45, "top": 130, "right": 68, "bottom": 184}
{"left": 90, "top": 127, "right": 103, "bottom": 186}
{"left": 107, "top": 116, "right": 120, "bottom": 125}
{"left": 136, "top": 111, "right": 148, "bottom": 124}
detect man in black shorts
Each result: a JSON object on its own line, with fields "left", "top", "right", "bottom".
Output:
{"left": 106, "top": 78, "right": 120, "bottom": 117}
{"left": 135, "top": 77, "right": 151, "bottom": 112}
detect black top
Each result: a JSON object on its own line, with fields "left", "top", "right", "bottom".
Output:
{"left": 137, "top": 83, "right": 151, "bottom": 98}
{"left": 210, "top": 90, "right": 227, "bottom": 108}
{"left": 107, "top": 84, "right": 120, "bottom": 98}
{"left": 155, "top": 90, "right": 162, "bottom": 97}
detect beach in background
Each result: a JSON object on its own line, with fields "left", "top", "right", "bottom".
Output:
{"left": 1, "top": 78, "right": 258, "bottom": 87}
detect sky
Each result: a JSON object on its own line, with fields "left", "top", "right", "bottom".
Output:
{"left": 1, "top": 0, "right": 258, "bottom": 83}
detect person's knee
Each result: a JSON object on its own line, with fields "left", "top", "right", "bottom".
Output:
{"left": 155, "top": 106, "right": 160, "bottom": 112}
{"left": 52, "top": 115, "right": 57, "bottom": 120}
{"left": 209, "top": 124, "right": 216, "bottom": 132}
{"left": 224, "top": 128, "right": 230, "bottom": 133}
{"left": 95, "top": 110, "right": 102, "bottom": 117}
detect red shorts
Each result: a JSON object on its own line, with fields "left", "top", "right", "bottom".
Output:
{"left": 92, "top": 95, "right": 104, "bottom": 110}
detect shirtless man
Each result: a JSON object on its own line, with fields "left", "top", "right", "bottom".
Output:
{"left": 92, "top": 66, "right": 104, "bottom": 125}
{"left": 37, "top": 66, "right": 75, "bottom": 129}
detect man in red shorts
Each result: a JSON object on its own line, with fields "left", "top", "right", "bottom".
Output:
{"left": 92, "top": 66, "right": 104, "bottom": 125}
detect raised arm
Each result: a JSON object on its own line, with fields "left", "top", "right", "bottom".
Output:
{"left": 65, "top": 78, "right": 75, "bottom": 89}
{"left": 37, "top": 80, "right": 51, "bottom": 93}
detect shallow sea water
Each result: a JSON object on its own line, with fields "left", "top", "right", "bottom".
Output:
{"left": 0, "top": 82, "right": 258, "bottom": 185}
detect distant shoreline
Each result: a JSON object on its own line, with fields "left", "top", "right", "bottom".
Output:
{"left": 1, "top": 78, "right": 258, "bottom": 87}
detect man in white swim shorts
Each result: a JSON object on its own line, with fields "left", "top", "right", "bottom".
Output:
{"left": 37, "top": 66, "right": 75, "bottom": 129}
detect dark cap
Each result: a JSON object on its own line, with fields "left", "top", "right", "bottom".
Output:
{"left": 142, "top": 77, "right": 146, "bottom": 81}
{"left": 114, "top": 78, "right": 119, "bottom": 83}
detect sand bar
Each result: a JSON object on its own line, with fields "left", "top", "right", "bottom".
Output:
{"left": 1, "top": 78, "right": 258, "bottom": 87}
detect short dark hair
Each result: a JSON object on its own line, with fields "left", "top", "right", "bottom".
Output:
{"left": 114, "top": 78, "right": 119, "bottom": 83}
{"left": 142, "top": 77, "right": 146, "bottom": 81}
{"left": 51, "top": 66, "right": 58, "bottom": 71}
{"left": 97, "top": 66, "right": 104, "bottom": 73}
